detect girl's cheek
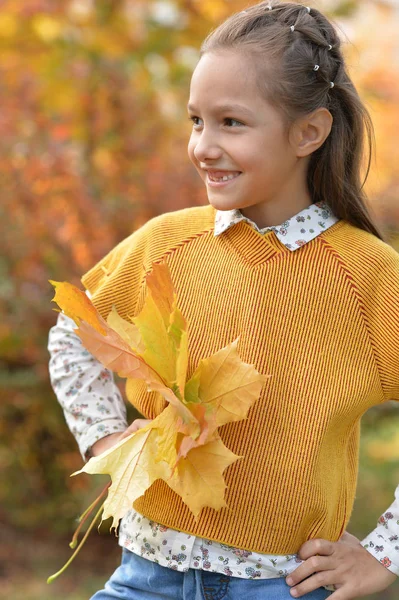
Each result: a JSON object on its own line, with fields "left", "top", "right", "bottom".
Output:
{"left": 187, "top": 146, "right": 203, "bottom": 173}
{"left": 187, "top": 139, "right": 196, "bottom": 162}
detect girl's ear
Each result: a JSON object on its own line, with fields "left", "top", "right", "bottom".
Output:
{"left": 290, "top": 108, "right": 333, "bottom": 158}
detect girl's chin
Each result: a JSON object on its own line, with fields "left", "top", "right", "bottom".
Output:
{"left": 207, "top": 198, "right": 244, "bottom": 211}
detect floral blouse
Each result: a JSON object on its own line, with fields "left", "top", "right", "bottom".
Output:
{"left": 47, "top": 201, "right": 399, "bottom": 586}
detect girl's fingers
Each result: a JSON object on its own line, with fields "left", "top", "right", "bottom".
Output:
{"left": 297, "top": 539, "right": 335, "bottom": 560}
{"left": 119, "top": 419, "right": 152, "bottom": 439}
{"left": 286, "top": 556, "right": 334, "bottom": 588}
{"left": 288, "top": 570, "right": 338, "bottom": 598}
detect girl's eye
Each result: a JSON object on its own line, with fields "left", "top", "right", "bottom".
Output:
{"left": 224, "top": 117, "right": 243, "bottom": 127}
{"left": 188, "top": 116, "right": 243, "bottom": 128}
{"left": 188, "top": 117, "right": 202, "bottom": 128}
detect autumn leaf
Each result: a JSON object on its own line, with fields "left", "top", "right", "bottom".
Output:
{"left": 50, "top": 261, "right": 268, "bottom": 522}
{"left": 192, "top": 337, "right": 265, "bottom": 429}
{"left": 107, "top": 305, "right": 145, "bottom": 354}
{"left": 73, "top": 404, "right": 186, "bottom": 528}
{"left": 177, "top": 338, "right": 269, "bottom": 459}
{"left": 50, "top": 272, "right": 198, "bottom": 430}
{"left": 73, "top": 426, "right": 172, "bottom": 530}
{"left": 167, "top": 438, "right": 240, "bottom": 517}
{"left": 131, "top": 262, "right": 189, "bottom": 400}
{"left": 73, "top": 410, "right": 240, "bottom": 522}
{"left": 49, "top": 279, "right": 106, "bottom": 335}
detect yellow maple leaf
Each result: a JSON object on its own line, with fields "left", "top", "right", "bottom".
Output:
{"left": 131, "top": 262, "right": 188, "bottom": 400}
{"left": 50, "top": 261, "right": 268, "bottom": 521}
{"left": 168, "top": 438, "right": 240, "bottom": 517}
{"left": 177, "top": 338, "right": 269, "bottom": 459}
{"left": 49, "top": 279, "right": 106, "bottom": 335}
{"left": 194, "top": 337, "right": 265, "bottom": 428}
{"left": 73, "top": 426, "right": 171, "bottom": 531}
{"left": 73, "top": 405, "right": 182, "bottom": 529}
{"left": 106, "top": 305, "right": 145, "bottom": 354}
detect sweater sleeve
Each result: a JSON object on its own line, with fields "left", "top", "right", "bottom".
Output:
{"left": 326, "top": 227, "right": 399, "bottom": 402}
{"left": 81, "top": 221, "right": 150, "bottom": 320}
{"left": 80, "top": 218, "right": 168, "bottom": 419}
{"left": 366, "top": 245, "right": 399, "bottom": 402}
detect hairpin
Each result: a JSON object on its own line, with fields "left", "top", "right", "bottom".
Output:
{"left": 305, "top": 6, "right": 311, "bottom": 12}
{"left": 330, "top": 81, "right": 335, "bottom": 88}
{"left": 328, "top": 44, "right": 333, "bottom": 51}
{"left": 266, "top": 3, "right": 273, "bottom": 10}
{"left": 313, "top": 64, "right": 320, "bottom": 71}
{"left": 290, "top": 25, "right": 295, "bottom": 32}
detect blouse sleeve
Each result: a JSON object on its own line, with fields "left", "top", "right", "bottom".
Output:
{"left": 48, "top": 311, "right": 128, "bottom": 461}
{"left": 48, "top": 220, "right": 153, "bottom": 461}
{"left": 361, "top": 483, "right": 399, "bottom": 577}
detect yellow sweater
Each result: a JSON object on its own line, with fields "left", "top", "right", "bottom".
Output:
{"left": 81, "top": 204, "right": 399, "bottom": 555}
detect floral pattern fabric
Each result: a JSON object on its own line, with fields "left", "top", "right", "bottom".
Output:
{"left": 119, "top": 510, "right": 308, "bottom": 581}
{"left": 214, "top": 200, "right": 339, "bottom": 250}
{"left": 361, "top": 493, "right": 399, "bottom": 576}
{"left": 47, "top": 201, "right": 399, "bottom": 587}
{"left": 48, "top": 311, "right": 128, "bottom": 460}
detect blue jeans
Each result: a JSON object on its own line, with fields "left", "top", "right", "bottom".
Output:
{"left": 91, "top": 548, "right": 333, "bottom": 600}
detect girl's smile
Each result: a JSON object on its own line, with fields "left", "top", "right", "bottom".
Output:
{"left": 206, "top": 170, "right": 242, "bottom": 186}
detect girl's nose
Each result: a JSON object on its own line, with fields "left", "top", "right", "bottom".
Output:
{"left": 193, "top": 130, "right": 222, "bottom": 163}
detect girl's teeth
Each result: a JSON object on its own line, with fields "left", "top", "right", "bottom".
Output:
{"left": 209, "top": 172, "right": 240, "bottom": 182}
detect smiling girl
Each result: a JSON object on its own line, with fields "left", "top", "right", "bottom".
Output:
{"left": 49, "top": 2, "right": 399, "bottom": 599}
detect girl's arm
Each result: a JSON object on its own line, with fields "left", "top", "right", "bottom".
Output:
{"left": 48, "top": 311, "right": 128, "bottom": 461}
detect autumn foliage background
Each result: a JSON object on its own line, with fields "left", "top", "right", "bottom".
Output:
{"left": 1, "top": 0, "right": 399, "bottom": 598}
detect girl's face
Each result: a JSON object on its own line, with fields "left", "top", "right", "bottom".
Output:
{"left": 187, "top": 50, "right": 309, "bottom": 216}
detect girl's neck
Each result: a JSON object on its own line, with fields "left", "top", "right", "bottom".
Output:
{"left": 239, "top": 194, "right": 313, "bottom": 229}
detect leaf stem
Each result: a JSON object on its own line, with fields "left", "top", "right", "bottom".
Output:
{"left": 70, "top": 481, "right": 111, "bottom": 548}
{"left": 47, "top": 501, "right": 105, "bottom": 584}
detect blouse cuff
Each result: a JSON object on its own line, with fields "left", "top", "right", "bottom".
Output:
{"left": 78, "top": 418, "right": 127, "bottom": 461}
{"left": 361, "top": 526, "right": 399, "bottom": 577}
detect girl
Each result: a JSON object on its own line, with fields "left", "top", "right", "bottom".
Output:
{"left": 48, "top": 2, "right": 399, "bottom": 599}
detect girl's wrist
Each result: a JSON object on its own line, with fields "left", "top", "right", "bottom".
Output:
{"left": 89, "top": 432, "right": 124, "bottom": 458}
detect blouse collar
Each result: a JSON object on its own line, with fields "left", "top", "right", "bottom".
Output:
{"left": 214, "top": 201, "right": 339, "bottom": 251}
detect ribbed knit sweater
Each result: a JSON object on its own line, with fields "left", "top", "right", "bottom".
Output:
{"left": 81, "top": 204, "right": 399, "bottom": 555}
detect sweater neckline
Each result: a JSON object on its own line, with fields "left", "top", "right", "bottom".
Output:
{"left": 220, "top": 220, "right": 285, "bottom": 267}
{"left": 218, "top": 217, "right": 345, "bottom": 267}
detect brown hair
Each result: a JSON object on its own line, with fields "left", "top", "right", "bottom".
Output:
{"left": 200, "top": 1, "right": 385, "bottom": 241}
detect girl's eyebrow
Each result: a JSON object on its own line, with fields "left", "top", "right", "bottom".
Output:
{"left": 187, "top": 103, "right": 254, "bottom": 118}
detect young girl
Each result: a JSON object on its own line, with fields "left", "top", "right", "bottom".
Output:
{"left": 48, "top": 2, "right": 399, "bottom": 598}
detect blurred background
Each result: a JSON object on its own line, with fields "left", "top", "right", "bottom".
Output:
{"left": 1, "top": 0, "right": 398, "bottom": 598}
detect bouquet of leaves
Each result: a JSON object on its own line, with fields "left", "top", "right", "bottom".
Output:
{"left": 47, "top": 261, "right": 268, "bottom": 582}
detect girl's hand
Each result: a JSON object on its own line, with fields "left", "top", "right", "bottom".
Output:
{"left": 285, "top": 531, "right": 397, "bottom": 598}
{"left": 90, "top": 419, "right": 152, "bottom": 457}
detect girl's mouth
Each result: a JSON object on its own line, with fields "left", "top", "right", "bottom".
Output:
{"left": 207, "top": 171, "right": 242, "bottom": 187}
